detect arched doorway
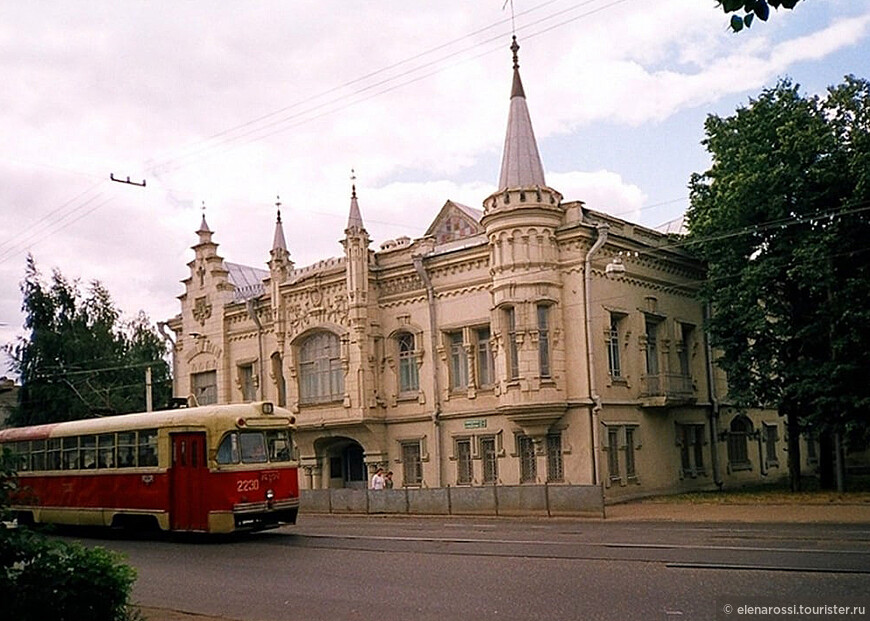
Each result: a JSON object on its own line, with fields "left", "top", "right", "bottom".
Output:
{"left": 316, "top": 437, "right": 367, "bottom": 489}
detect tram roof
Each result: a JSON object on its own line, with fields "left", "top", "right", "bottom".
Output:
{"left": 0, "top": 402, "right": 293, "bottom": 442}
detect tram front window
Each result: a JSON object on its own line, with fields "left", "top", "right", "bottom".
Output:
{"left": 240, "top": 432, "right": 268, "bottom": 464}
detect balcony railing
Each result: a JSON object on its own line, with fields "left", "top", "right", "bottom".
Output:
{"left": 639, "top": 373, "right": 696, "bottom": 407}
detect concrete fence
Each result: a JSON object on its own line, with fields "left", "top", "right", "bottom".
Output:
{"left": 300, "top": 484, "right": 604, "bottom": 518}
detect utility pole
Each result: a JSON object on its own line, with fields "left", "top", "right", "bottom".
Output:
{"left": 145, "top": 366, "right": 153, "bottom": 412}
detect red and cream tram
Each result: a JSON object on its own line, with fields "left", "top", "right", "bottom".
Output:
{"left": 0, "top": 402, "right": 299, "bottom": 533}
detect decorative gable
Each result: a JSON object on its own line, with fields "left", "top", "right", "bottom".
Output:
{"left": 425, "top": 200, "right": 484, "bottom": 245}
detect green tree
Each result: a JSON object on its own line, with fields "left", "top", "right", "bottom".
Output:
{"left": 686, "top": 77, "right": 870, "bottom": 491}
{"left": 4, "top": 255, "right": 172, "bottom": 426}
{"left": 718, "top": 0, "right": 802, "bottom": 32}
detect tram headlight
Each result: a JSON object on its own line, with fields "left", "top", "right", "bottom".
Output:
{"left": 265, "top": 489, "right": 275, "bottom": 500}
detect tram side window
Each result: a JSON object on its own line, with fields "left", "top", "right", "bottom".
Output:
{"left": 47, "top": 439, "right": 61, "bottom": 470}
{"left": 81, "top": 435, "right": 97, "bottom": 469}
{"left": 31, "top": 440, "right": 45, "bottom": 471}
{"left": 138, "top": 429, "right": 158, "bottom": 467}
{"left": 118, "top": 433, "right": 137, "bottom": 467}
{"left": 98, "top": 434, "right": 116, "bottom": 468}
{"left": 13, "top": 442, "right": 30, "bottom": 471}
{"left": 216, "top": 433, "right": 240, "bottom": 465}
{"left": 266, "top": 430, "right": 292, "bottom": 462}
{"left": 240, "top": 432, "right": 268, "bottom": 464}
{"left": 62, "top": 437, "right": 79, "bottom": 470}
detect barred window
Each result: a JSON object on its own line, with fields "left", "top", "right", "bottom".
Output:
{"left": 456, "top": 438, "right": 473, "bottom": 485}
{"left": 517, "top": 434, "right": 536, "bottom": 483}
{"left": 607, "top": 428, "right": 620, "bottom": 481}
{"left": 546, "top": 433, "right": 563, "bottom": 482}
{"left": 480, "top": 436, "right": 498, "bottom": 484}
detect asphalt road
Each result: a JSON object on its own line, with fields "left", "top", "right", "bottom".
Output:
{"left": 57, "top": 515, "right": 870, "bottom": 621}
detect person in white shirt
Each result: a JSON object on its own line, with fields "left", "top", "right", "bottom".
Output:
{"left": 370, "top": 467, "right": 385, "bottom": 490}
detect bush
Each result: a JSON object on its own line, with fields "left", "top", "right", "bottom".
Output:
{"left": 1, "top": 449, "right": 138, "bottom": 621}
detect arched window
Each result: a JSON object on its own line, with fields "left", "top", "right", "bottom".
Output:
{"left": 298, "top": 332, "right": 344, "bottom": 405}
{"left": 397, "top": 332, "right": 419, "bottom": 394}
{"left": 727, "top": 415, "right": 753, "bottom": 471}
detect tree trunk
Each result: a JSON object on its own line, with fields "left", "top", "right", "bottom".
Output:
{"left": 787, "top": 411, "right": 801, "bottom": 492}
{"left": 818, "top": 430, "right": 835, "bottom": 490}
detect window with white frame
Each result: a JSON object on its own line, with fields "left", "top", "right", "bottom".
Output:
{"left": 475, "top": 327, "right": 495, "bottom": 388}
{"left": 456, "top": 437, "right": 473, "bottom": 485}
{"left": 299, "top": 332, "right": 344, "bottom": 405}
{"left": 517, "top": 434, "right": 536, "bottom": 483}
{"left": 537, "top": 304, "right": 551, "bottom": 378}
{"left": 401, "top": 441, "right": 423, "bottom": 486}
{"left": 448, "top": 331, "right": 468, "bottom": 391}
{"left": 397, "top": 332, "right": 419, "bottom": 394}
{"left": 606, "top": 313, "right": 624, "bottom": 379}
{"left": 480, "top": 435, "right": 498, "bottom": 484}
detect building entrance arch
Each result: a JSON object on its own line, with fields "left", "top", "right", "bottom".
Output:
{"left": 315, "top": 437, "right": 367, "bottom": 489}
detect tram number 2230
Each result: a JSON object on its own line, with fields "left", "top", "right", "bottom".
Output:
{"left": 237, "top": 479, "right": 260, "bottom": 492}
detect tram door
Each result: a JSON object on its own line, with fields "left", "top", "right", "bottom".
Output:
{"left": 170, "top": 433, "right": 208, "bottom": 531}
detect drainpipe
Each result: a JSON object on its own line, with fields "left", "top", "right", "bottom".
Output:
{"left": 246, "top": 298, "right": 265, "bottom": 401}
{"left": 585, "top": 223, "right": 609, "bottom": 487}
{"left": 413, "top": 254, "right": 443, "bottom": 488}
{"left": 703, "top": 302, "right": 723, "bottom": 489}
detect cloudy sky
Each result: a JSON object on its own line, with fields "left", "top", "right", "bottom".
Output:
{"left": 2, "top": 0, "right": 869, "bottom": 377}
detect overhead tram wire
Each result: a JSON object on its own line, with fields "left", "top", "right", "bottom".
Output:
{"left": 0, "top": 194, "right": 116, "bottom": 266}
{"left": 146, "top": 0, "right": 635, "bottom": 174}
{"left": 147, "top": 0, "right": 567, "bottom": 173}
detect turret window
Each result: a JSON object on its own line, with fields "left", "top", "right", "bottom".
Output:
{"left": 505, "top": 307, "right": 519, "bottom": 381}
{"left": 537, "top": 304, "right": 551, "bottom": 378}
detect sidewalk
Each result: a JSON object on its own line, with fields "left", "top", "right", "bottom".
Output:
{"left": 603, "top": 499, "right": 870, "bottom": 523}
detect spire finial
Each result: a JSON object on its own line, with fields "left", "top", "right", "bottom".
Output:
{"left": 511, "top": 35, "right": 519, "bottom": 71}
{"left": 350, "top": 168, "right": 357, "bottom": 199}
{"left": 275, "top": 195, "right": 282, "bottom": 223}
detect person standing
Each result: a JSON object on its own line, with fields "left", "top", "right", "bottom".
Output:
{"left": 370, "top": 467, "right": 385, "bottom": 490}
{"left": 384, "top": 471, "right": 394, "bottom": 489}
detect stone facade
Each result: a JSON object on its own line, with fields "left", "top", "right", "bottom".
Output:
{"left": 164, "top": 38, "right": 802, "bottom": 502}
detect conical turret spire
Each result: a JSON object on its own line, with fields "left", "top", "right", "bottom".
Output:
{"left": 497, "top": 36, "right": 546, "bottom": 191}
{"left": 272, "top": 196, "right": 287, "bottom": 252}
{"left": 346, "top": 169, "right": 366, "bottom": 234}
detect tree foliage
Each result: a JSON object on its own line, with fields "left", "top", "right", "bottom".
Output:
{"left": 718, "top": 0, "right": 802, "bottom": 32}
{"left": 3, "top": 256, "right": 172, "bottom": 426}
{"left": 687, "top": 76, "right": 870, "bottom": 488}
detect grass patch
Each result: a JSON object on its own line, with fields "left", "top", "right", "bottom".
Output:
{"left": 641, "top": 476, "right": 870, "bottom": 505}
